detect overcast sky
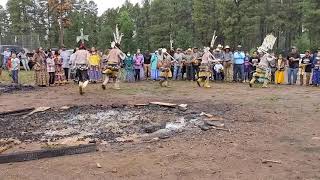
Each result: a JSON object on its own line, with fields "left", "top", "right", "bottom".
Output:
{"left": 0, "top": 0, "right": 141, "bottom": 16}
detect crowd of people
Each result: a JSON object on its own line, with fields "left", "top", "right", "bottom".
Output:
{"left": 1, "top": 44, "right": 320, "bottom": 92}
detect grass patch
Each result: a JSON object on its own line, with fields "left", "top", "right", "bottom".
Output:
{"left": 0, "top": 70, "right": 34, "bottom": 84}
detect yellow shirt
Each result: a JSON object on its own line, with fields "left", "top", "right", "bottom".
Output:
{"left": 89, "top": 54, "right": 101, "bottom": 66}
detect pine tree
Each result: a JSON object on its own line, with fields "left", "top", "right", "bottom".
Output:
{"left": 0, "top": 5, "right": 9, "bottom": 39}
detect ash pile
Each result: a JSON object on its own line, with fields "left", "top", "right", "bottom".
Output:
{"left": 0, "top": 103, "right": 229, "bottom": 147}
{"left": 0, "top": 83, "right": 35, "bottom": 94}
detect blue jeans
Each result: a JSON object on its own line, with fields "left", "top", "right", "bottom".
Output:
{"left": 12, "top": 70, "right": 19, "bottom": 83}
{"left": 233, "top": 64, "right": 244, "bottom": 82}
{"left": 2, "top": 57, "right": 9, "bottom": 69}
{"left": 173, "top": 65, "right": 181, "bottom": 80}
{"left": 21, "top": 58, "right": 30, "bottom": 71}
{"left": 287, "top": 68, "right": 298, "bottom": 85}
{"left": 186, "top": 65, "right": 193, "bottom": 80}
{"left": 192, "top": 65, "right": 199, "bottom": 80}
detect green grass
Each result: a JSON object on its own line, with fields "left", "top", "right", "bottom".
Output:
{"left": 0, "top": 70, "right": 34, "bottom": 84}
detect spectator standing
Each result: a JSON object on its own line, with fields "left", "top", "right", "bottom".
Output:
{"left": 60, "top": 46, "right": 70, "bottom": 82}
{"left": 18, "top": 50, "right": 30, "bottom": 71}
{"left": 214, "top": 61, "right": 224, "bottom": 81}
{"left": 46, "top": 53, "right": 55, "bottom": 86}
{"left": 2, "top": 48, "right": 11, "bottom": 69}
{"left": 287, "top": 46, "right": 301, "bottom": 85}
{"left": 312, "top": 52, "right": 320, "bottom": 86}
{"left": 11, "top": 53, "right": 20, "bottom": 84}
{"left": 223, "top": 46, "right": 234, "bottom": 82}
{"left": 33, "top": 48, "right": 49, "bottom": 87}
{"left": 133, "top": 49, "right": 144, "bottom": 81}
{"left": 143, "top": 50, "right": 152, "bottom": 80}
{"left": 69, "top": 48, "right": 78, "bottom": 81}
{"left": 185, "top": 49, "right": 194, "bottom": 81}
{"left": 151, "top": 50, "right": 160, "bottom": 80}
{"left": 275, "top": 54, "right": 286, "bottom": 84}
{"left": 233, "top": 45, "right": 245, "bottom": 82}
{"left": 173, "top": 48, "right": 184, "bottom": 80}
{"left": 124, "top": 52, "right": 135, "bottom": 82}
{"left": 244, "top": 52, "right": 251, "bottom": 82}
{"left": 299, "top": 50, "right": 312, "bottom": 86}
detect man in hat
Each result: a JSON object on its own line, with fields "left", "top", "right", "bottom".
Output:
{"left": 233, "top": 45, "right": 245, "bottom": 82}
{"left": 173, "top": 48, "right": 184, "bottom": 80}
{"left": 102, "top": 43, "right": 125, "bottom": 90}
{"left": 299, "top": 50, "right": 312, "bottom": 86}
{"left": 287, "top": 46, "right": 301, "bottom": 85}
{"left": 192, "top": 47, "right": 201, "bottom": 81}
{"left": 223, "top": 45, "right": 234, "bottom": 82}
{"left": 185, "top": 48, "right": 194, "bottom": 81}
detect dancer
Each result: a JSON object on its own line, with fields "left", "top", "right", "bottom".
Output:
{"left": 197, "top": 47, "right": 213, "bottom": 88}
{"left": 249, "top": 34, "right": 277, "bottom": 88}
{"left": 102, "top": 25, "right": 125, "bottom": 90}
{"left": 158, "top": 49, "right": 173, "bottom": 87}
{"left": 102, "top": 43, "right": 125, "bottom": 90}
{"left": 74, "top": 44, "right": 90, "bottom": 95}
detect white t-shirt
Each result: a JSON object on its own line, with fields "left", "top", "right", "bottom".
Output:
{"left": 214, "top": 63, "right": 224, "bottom": 73}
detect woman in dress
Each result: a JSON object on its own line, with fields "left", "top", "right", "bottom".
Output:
{"left": 33, "top": 48, "right": 49, "bottom": 87}
{"left": 151, "top": 50, "right": 160, "bottom": 80}
{"left": 54, "top": 50, "right": 65, "bottom": 85}
{"left": 275, "top": 54, "right": 286, "bottom": 84}
{"left": 124, "top": 52, "right": 134, "bottom": 82}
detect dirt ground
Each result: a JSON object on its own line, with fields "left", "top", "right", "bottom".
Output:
{"left": 0, "top": 81, "right": 319, "bottom": 180}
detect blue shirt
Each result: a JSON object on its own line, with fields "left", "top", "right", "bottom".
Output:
{"left": 233, "top": 51, "right": 245, "bottom": 64}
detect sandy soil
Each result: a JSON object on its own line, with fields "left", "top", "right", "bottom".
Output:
{"left": 0, "top": 81, "right": 319, "bottom": 180}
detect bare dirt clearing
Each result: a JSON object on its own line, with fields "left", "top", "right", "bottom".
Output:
{"left": 0, "top": 82, "right": 319, "bottom": 180}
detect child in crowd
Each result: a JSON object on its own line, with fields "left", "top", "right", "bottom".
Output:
{"left": 244, "top": 52, "right": 251, "bottom": 82}
{"left": 299, "top": 50, "right": 312, "bottom": 86}
{"left": 46, "top": 53, "right": 55, "bottom": 86}
{"left": 88, "top": 47, "right": 102, "bottom": 83}
{"left": 275, "top": 54, "right": 286, "bottom": 84}
{"left": 214, "top": 61, "right": 224, "bottom": 81}
{"left": 11, "top": 53, "right": 20, "bottom": 84}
